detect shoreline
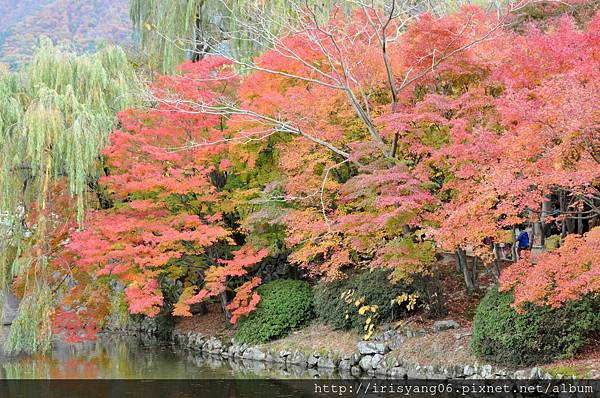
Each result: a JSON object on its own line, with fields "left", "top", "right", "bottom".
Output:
{"left": 171, "top": 325, "right": 552, "bottom": 380}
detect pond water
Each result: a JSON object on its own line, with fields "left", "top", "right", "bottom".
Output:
{"left": 1, "top": 335, "right": 226, "bottom": 379}
{"left": 0, "top": 330, "right": 338, "bottom": 380}
{"left": 0, "top": 330, "right": 341, "bottom": 397}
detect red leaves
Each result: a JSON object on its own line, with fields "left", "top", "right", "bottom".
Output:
{"left": 227, "top": 277, "right": 262, "bottom": 324}
{"left": 61, "top": 57, "right": 240, "bottom": 323}
{"left": 55, "top": 7, "right": 600, "bottom": 339}
{"left": 52, "top": 309, "right": 100, "bottom": 344}
{"left": 185, "top": 246, "right": 268, "bottom": 311}
{"left": 500, "top": 227, "right": 600, "bottom": 310}
{"left": 125, "top": 278, "right": 164, "bottom": 317}
{"left": 220, "top": 246, "right": 269, "bottom": 271}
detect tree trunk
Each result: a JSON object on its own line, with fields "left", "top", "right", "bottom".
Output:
{"left": 455, "top": 250, "right": 463, "bottom": 272}
{"left": 490, "top": 244, "right": 502, "bottom": 281}
{"left": 511, "top": 226, "right": 519, "bottom": 260}
{"left": 458, "top": 249, "right": 476, "bottom": 292}
{"left": 219, "top": 291, "right": 231, "bottom": 321}
{"left": 471, "top": 256, "right": 479, "bottom": 290}
{"left": 191, "top": 4, "right": 206, "bottom": 62}
{"left": 540, "top": 200, "right": 552, "bottom": 247}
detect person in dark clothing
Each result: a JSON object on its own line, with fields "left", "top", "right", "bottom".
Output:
{"left": 516, "top": 229, "right": 529, "bottom": 258}
{"left": 548, "top": 220, "right": 560, "bottom": 236}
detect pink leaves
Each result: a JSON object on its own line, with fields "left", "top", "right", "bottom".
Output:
{"left": 125, "top": 278, "right": 164, "bottom": 317}
{"left": 219, "top": 158, "right": 232, "bottom": 170}
{"left": 500, "top": 227, "right": 600, "bottom": 310}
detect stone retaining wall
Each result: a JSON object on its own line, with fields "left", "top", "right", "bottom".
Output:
{"left": 171, "top": 326, "right": 553, "bottom": 380}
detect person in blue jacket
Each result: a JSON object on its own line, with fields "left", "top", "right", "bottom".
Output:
{"left": 516, "top": 229, "right": 529, "bottom": 258}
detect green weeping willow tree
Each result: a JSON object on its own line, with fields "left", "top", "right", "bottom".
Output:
{"left": 0, "top": 39, "right": 140, "bottom": 354}
{"left": 130, "top": 0, "right": 345, "bottom": 74}
{"left": 130, "top": 0, "right": 502, "bottom": 74}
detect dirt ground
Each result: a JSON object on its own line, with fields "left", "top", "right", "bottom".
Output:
{"left": 175, "top": 303, "right": 235, "bottom": 339}
{"left": 260, "top": 323, "right": 362, "bottom": 357}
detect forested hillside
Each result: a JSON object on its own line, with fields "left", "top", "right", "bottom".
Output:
{"left": 0, "top": 0, "right": 131, "bottom": 69}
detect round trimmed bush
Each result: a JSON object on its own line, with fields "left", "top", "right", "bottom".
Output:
{"left": 313, "top": 269, "right": 418, "bottom": 332}
{"left": 235, "top": 279, "right": 313, "bottom": 344}
{"left": 471, "top": 285, "right": 600, "bottom": 366}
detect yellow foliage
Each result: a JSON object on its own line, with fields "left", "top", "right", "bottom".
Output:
{"left": 392, "top": 292, "right": 419, "bottom": 312}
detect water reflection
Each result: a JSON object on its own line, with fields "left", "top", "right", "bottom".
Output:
{"left": 0, "top": 334, "right": 341, "bottom": 380}
{"left": 0, "top": 334, "right": 234, "bottom": 379}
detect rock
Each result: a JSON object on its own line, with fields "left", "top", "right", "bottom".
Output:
{"left": 378, "top": 330, "right": 405, "bottom": 351}
{"left": 390, "top": 367, "right": 407, "bottom": 379}
{"left": 375, "top": 356, "right": 399, "bottom": 375}
{"left": 426, "top": 365, "right": 447, "bottom": 379}
{"left": 405, "top": 328, "right": 427, "bottom": 338}
{"left": 340, "top": 352, "right": 360, "bottom": 365}
{"left": 289, "top": 351, "right": 307, "bottom": 366}
{"left": 307, "top": 353, "right": 320, "bottom": 367}
{"left": 279, "top": 350, "right": 291, "bottom": 358}
{"left": 254, "top": 348, "right": 267, "bottom": 362}
{"left": 463, "top": 364, "right": 476, "bottom": 377}
{"left": 338, "top": 359, "right": 352, "bottom": 371}
{"left": 242, "top": 347, "right": 266, "bottom": 361}
{"left": 454, "top": 331, "right": 472, "bottom": 340}
{"left": 266, "top": 350, "right": 285, "bottom": 364}
{"left": 237, "top": 344, "right": 248, "bottom": 357}
{"left": 227, "top": 345, "right": 237, "bottom": 358}
{"left": 481, "top": 364, "right": 493, "bottom": 378}
{"left": 359, "top": 355, "right": 373, "bottom": 371}
{"left": 202, "top": 340, "right": 210, "bottom": 351}
{"left": 447, "top": 365, "right": 465, "bottom": 379}
{"left": 530, "top": 367, "right": 543, "bottom": 379}
{"left": 432, "top": 320, "right": 460, "bottom": 333}
{"left": 357, "top": 341, "right": 387, "bottom": 355}
{"left": 371, "top": 354, "right": 384, "bottom": 369}
{"left": 192, "top": 334, "right": 205, "bottom": 349}
{"left": 388, "top": 336, "right": 404, "bottom": 351}
{"left": 207, "top": 338, "right": 223, "bottom": 354}
{"left": 350, "top": 365, "right": 361, "bottom": 377}
{"left": 317, "top": 354, "right": 336, "bottom": 369}
{"left": 494, "top": 369, "right": 508, "bottom": 379}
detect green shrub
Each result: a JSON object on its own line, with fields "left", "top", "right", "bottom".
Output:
{"left": 313, "top": 269, "right": 418, "bottom": 332}
{"left": 544, "top": 235, "right": 561, "bottom": 251}
{"left": 235, "top": 279, "right": 313, "bottom": 344}
{"left": 471, "top": 285, "right": 600, "bottom": 366}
